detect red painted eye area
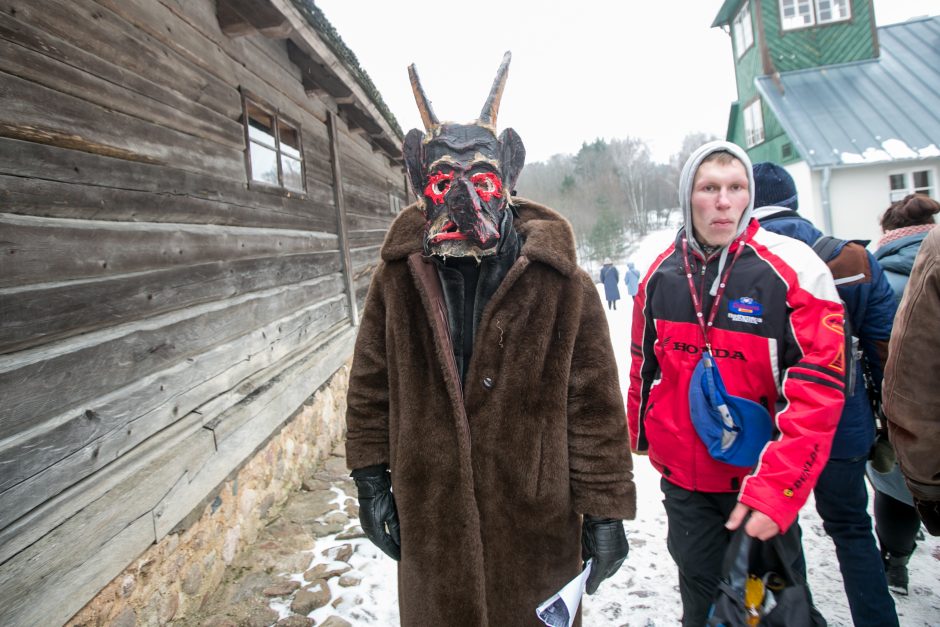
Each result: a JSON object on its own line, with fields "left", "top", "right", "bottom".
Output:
{"left": 424, "top": 171, "right": 453, "bottom": 205}
{"left": 470, "top": 172, "right": 503, "bottom": 201}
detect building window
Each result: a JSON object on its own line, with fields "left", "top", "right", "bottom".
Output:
{"left": 780, "top": 0, "right": 850, "bottom": 30}
{"left": 815, "top": 0, "right": 851, "bottom": 24}
{"left": 389, "top": 192, "right": 402, "bottom": 215}
{"left": 744, "top": 99, "right": 764, "bottom": 148}
{"left": 889, "top": 169, "right": 936, "bottom": 202}
{"left": 732, "top": 2, "right": 754, "bottom": 59}
{"left": 243, "top": 97, "right": 305, "bottom": 193}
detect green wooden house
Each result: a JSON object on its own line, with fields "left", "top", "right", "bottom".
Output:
{"left": 712, "top": 0, "right": 940, "bottom": 242}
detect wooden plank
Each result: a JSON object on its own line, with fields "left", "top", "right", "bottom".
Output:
{"left": 216, "top": 0, "right": 255, "bottom": 37}
{"left": 347, "top": 229, "right": 388, "bottom": 248}
{"left": 0, "top": 137, "right": 337, "bottom": 229}
{"left": 0, "top": 275, "right": 345, "bottom": 440}
{"left": 0, "top": 291, "right": 347, "bottom": 555}
{"left": 155, "top": 323, "right": 356, "bottom": 537}
{"left": 1, "top": 251, "right": 342, "bottom": 354}
{"left": 0, "top": 173, "right": 336, "bottom": 232}
{"left": 328, "top": 112, "right": 358, "bottom": 324}
{"left": 0, "top": 12, "right": 243, "bottom": 151}
{"left": 1, "top": 213, "right": 338, "bottom": 288}
{"left": 286, "top": 39, "right": 352, "bottom": 99}
{"left": 7, "top": 0, "right": 238, "bottom": 120}
{"left": 349, "top": 245, "right": 382, "bottom": 269}
{"left": 0, "top": 412, "right": 216, "bottom": 627}
{"left": 0, "top": 512, "right": 156, "bottom": 627}
{"left": 339, "top": 103, "right": 383, "bottom": 136}
{"left": 0, "top": 325, "right": 353, "bottom": 627}
{"left": 218, "top": 0, "right": 291, "bottom": 37}
{"left": 0, "top": 70, "right": 244, "bottom": 182}
{"left": 344, "top": 211, "right": 394, "bottom": 232}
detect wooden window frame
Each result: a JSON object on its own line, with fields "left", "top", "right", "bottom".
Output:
{"left": 780, "top": 0, "right": 851, "bottom": 31}
{"left": 888, "top": 167, "right": 937, "bottom": 203}
{"left": 814, "top": 0, "right": 851, "bottom": 25}
{"left": 744, "top": 99, "right": 765, "bottom": 148}
{"left": 241, "top": 90, "right": 307, "bottom": 197}
{"left": 733, "top": 2, "right": 755, "bottom": 60}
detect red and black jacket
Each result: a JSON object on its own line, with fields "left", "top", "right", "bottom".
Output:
{"left": 627, "top": 219, "right": 846, "bottom": 531}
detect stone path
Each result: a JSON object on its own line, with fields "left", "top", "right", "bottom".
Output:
{"left": 189, "top": 442, "right": 397, "bottom": 627}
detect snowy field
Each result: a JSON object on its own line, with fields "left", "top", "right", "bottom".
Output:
{"left": 302, "top": 225, "right": 940, "bottom": 626}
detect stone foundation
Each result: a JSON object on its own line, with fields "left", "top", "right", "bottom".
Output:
{"left": 67, "top": 364, "right": 351, "bottom": 627}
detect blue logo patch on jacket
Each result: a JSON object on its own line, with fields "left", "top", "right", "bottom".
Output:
{"left": 729, "top": 297, "right": 763, "bottom": 316}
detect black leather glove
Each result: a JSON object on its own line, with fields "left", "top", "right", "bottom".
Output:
{"left": 351, "top": 465, "right": 401, "bottom": 560}
{"left": 581, "top": 514, "right": 629, "bottom": 594}
{"left": 914, "top": 499, "right": 940, "bottom": 536}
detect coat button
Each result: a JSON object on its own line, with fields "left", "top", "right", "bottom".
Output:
{"left": 482, "top": 377, "right": 494, "bottom": 390}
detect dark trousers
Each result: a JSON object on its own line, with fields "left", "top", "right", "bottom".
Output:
{"left": 814, "top": 456, "right": 899, "bottom": 626}
{"left": 873, "top": 489, "right": 921, "bottom": 556}
{"left": 606, "top": 300, "right": 617, "bottom": 310}
{"left": 660, "top": 478, "right": 807, "bottom": 627}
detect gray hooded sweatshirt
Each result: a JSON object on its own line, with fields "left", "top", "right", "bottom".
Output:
{"left": 678, "top": 140, "right": 755, "bottom": 295}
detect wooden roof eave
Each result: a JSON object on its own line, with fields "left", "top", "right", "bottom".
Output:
{"left": 217, "top": 0, "right": 404, "bottom": 163}
{"left": 268, "top": 0, "right": 403, "bottom": 156}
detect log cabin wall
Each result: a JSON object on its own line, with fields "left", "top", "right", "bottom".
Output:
{"left": 0, "top": 0, "right": 405, "bottom": 623}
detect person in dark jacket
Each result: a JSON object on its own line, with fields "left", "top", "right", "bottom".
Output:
{"left": 868, "top": 193, "right": 938, "bottom": 594}
{"left": 624, "top": 261, "right": 640, "bottom": 297}
{"left": 752, "top": 161, "right": 899, "bottom": 626}
{"left": 345, "top": 53, "right": 635, "bottom": 626}
{"left": 600, "top": 258, "right": 621, "bottom": 309}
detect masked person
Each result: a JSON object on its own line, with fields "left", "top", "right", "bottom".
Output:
{"left": 627, "top": 141, "right": 845, "bottom": 627}
{"left": 344, "top": 53, "right": 635, "bottom": 626}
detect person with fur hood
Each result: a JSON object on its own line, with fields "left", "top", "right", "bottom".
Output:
{"left": 627, "top": 141, "right": 845, "bottom": 626}
{"left": 344, "top": 53, "right": 635, "bottom": 626}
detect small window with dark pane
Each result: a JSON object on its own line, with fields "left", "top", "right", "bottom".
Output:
{"left": 243, "top": 97, "right": 305, "bottom": 194}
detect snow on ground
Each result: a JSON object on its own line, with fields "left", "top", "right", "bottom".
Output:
{"left": 317, "top": 224, "right": 940, "bottom": 626}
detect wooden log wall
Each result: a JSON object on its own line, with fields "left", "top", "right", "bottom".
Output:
{"left": 0, "top": 0, "right": 405, "bottom": 624}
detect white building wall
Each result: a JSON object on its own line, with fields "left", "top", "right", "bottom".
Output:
{"left": 775, "top": 159, "right": 940, "bottom": 245}
{"left": 828, "top": 158, "right": 940, "bottom": 245}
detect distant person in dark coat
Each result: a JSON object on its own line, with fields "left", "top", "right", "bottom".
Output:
{"left": 600, "top": 257, "right": 620, "bottom": 309}
{"left": 752, "top": 161, "right": 899, "bottom": 626}
{"left": 868, "top": 193, "right": 938, "bottom": 594}
{"left": 624, "top": 261, "right": 640, "bottom": 297}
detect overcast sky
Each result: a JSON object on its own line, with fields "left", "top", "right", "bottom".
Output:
{"left": 314, "top": 1, "right": 939, "bottom": 164}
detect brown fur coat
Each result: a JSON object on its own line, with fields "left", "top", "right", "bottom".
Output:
{"left": 345, "top": 198, "right": 636, "bottom": 626}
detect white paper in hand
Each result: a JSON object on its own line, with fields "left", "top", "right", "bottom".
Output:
{"left": 535, "top": 559, "right": 593, "bottom": 627}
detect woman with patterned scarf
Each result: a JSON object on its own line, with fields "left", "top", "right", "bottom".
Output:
{"left": 868, "top": 193, "right": 939, "bottom": 595}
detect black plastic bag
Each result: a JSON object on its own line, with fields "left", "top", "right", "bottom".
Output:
{"left": 707, "top": 526, "right": 826, "bottom": 626}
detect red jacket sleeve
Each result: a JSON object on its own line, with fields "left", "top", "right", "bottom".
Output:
{"left": 739, "top": 242, "right": 846, "bottom": 532}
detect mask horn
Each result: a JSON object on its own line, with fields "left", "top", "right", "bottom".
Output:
{"left": 479, "top": 51, "right": 511, "bottom": 127}
{"left": 408, "top": 63, "right": 439, "bottom": 132}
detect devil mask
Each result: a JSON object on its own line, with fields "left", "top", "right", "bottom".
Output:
{"left": 403, "top": 52, "right": 526, "bottom": 258}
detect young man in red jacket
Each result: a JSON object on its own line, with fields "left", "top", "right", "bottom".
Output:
{"left": 627, "top": 141, "right": 846, "bottom": 626}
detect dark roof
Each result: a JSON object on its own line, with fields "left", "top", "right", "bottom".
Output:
{"left": 712, "top": 0, "right": 745, "bottom": 27}
{"left": 755, "top": 16, "right": 940, "bottom": 168}
{"left": 290, "top": 0, "right": 403, "bottom": 139}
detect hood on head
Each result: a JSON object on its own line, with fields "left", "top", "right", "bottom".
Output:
{"left": 678, "top": 140, "right": 754, "bottom": 256}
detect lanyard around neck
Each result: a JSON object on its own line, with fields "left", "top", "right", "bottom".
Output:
{"left": 681, "top": 236, "right": 745, "bottom": 352}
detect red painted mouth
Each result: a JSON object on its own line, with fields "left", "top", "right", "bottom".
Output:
{"left": 428, "top": 220, "right": 468, "bottom": 245}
